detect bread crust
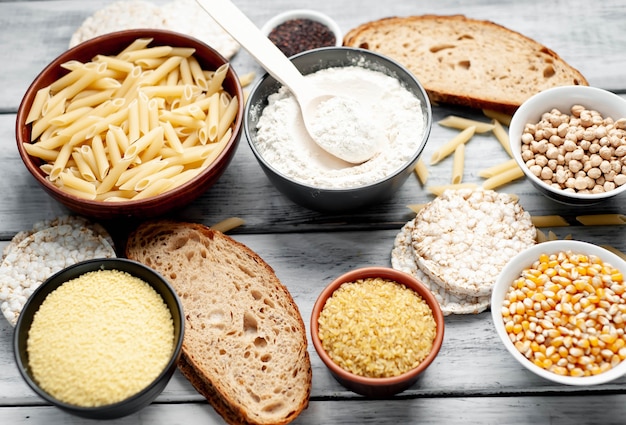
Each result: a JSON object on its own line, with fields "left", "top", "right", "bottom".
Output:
{"left": 125, "top": 220, "right": 311, "bottom": 425}
{"left": 343, "top": 15, "right": 589, "bottom": 114}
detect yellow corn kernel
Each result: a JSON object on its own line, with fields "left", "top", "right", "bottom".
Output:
{"left": 610, "top": 338, "right": 626, "bottom": 352}
{"left": 600, "top": 333, "right": 618, "bottom": 345}
{"left": 577, "top": 338, "right": 591, "bottom": 349}
{"left": 611, "top": 272, "right": 623, "bottom": 283}
{"left": 570, "top": 367, "right": 585, "bottom": 377}
{"left": 551, "top": 366, "right": 568, "bottom": 376}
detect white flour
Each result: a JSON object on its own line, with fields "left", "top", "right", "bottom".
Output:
{"left": 254, "top": 66, "right": 426, "bottom": 189}
{"left": 308, "top": 95, "right": 382, "bottom": 164}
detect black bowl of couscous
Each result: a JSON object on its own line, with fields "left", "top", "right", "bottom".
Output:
{"left": 13, "top": 258, "right": 184, "bottom": 419}
{"left": 310, "top": 266, "right": 445, "bottom": 397}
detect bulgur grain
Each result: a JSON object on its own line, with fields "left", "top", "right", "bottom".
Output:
{"left": 317, "top": 277, "right": 436, "bottom": 378}
{"left": 27, "top": 269, "right": 174, "bottom": 407}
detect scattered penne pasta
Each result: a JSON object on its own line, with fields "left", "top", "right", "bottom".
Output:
{"left": 210, "top": 217, "right": 246, "bottom": 233}
{"left": 407, "top": 204, "right": 426, "bottom": 214}
{"left": 238, "top": 71, "right": 256, "bottom": 87}
{"left": 478, "top": 158, "right": 519, "bottom": 178}
{"left": 430, "top": 125, "right": 476, "bottom": 165}
{"left": 438, "top": 115, "right": 495, "bottom": 133}
{"left": 414, "top": 158, "right": 428, "bottom": 185}
{"left": 23, "top": 37, "right": 239, "bottom": 202}
{"left": 530, "top": 215, "right": 570, "bottom": 228}
{"left": 482, "top": 109, "right": 512, "bottom": 126}
{"left": 427, "top": 182, "right": 478, "bottom": 196}
{"left": 576, "top": 214, "right": 626, "bottom": 226}
{"left": 451, "top": 144, "right": 465, "bottom": 184}
{"left": 491, "top": 119, "right": 513, "bottom": 157}
{"left": 481, "top": 166, "right": 525, "bottom": 190}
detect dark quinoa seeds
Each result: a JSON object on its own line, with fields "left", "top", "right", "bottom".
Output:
{"left": 268, "top": 18, "right": 336, "bottom": 57}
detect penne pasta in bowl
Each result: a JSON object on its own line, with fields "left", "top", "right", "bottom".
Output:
{"left": 16, "top": 29, "right": 244, "bottom": 219}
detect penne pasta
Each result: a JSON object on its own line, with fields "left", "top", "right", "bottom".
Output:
{"left": 478, "top": 159, "right": 520, "bottom": 178}
{"left": 23, "top": 37, "right": 239, "bottom": 202}
{"left": 438, "top": 115, "right": 495, "bottom": 133}
{"left": 139, "top": 55, "right": 184, "bottom": 86}
{"left": 124, "top": 127, "right": 164, "bottom": 159}
{"left": 481, "top": 166, "right": 525, "bottom": 190}
{"left": 427, "top": 182, "right": 478, "bottom": 196}
{"left": 179, "top": 57, "right": 194, "bottom": 86}
{"left": 118, "top": 157, "right": 169, "bottom": 189}
{"left": 530, "top": 215, "right": 570, "bottom": 228}
{"left": 71, "top": 149, "right": 97, "bottom": 182}
{"left": 482, "top": 109, "right": 512, "bottom": 126}
{"left": 210, "top": 217, "right": 246, "bottom": 233}
{"left": 22, "top": 143, "right": 60, "bottom": 162}
{"left": 119, "top": 45, "right": 173, "bottom": 62}
{"left": 217, "top": 96, "right": 239, "bottom": 141}
{"left": 238, "top": 71, "right": 256, "bottom": 87}
{"left": 576, "top": 214, "right": 626, "bottom": 226}
{"left": 91, "top": 134, "right": 110, "bottom": 180}
{"left": 451, "top": 144, "right": 465, "bottom": 184}
{"left": 133, "top": 165, "right": 184, "bottom": 191}
{"left": 188, "top": 55, "right": 208, "bottom": 90}
{"left": 414, "top": 158, "right": 428, "bottom": 185}
{"left": 206, "top": 63, "right": 230, "bottom": 96}
{"left": 25, "top": 86, "right": 50, "bottom": 124}
{"left": 407, "top": 204, "right": 426, "bottom": 214}
{"left": 59, "top": 170, "right": 97, "bottom": 198}
{"left": 491, "top": 119, "right": 513, "bottom": 157}
{"left": 430, "top": 125, "right": 476, "bottom": 165}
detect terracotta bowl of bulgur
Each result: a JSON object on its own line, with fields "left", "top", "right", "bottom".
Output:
{"left": 13, "top": 258, "right": 184, "bottom": 419}
{"left": 310, "top": 266, "right": 444, "bottom": 397}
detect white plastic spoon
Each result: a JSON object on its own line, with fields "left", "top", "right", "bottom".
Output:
{"left": 195, "top": 0, "right": 381, "bottom": 164}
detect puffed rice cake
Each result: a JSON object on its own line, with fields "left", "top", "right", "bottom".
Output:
{"left": 411, "top": 188, "right": 536, "bottom": 298}
{"left": 0, "top": 218, "right": 116, "bottom": 326}
{"left": 69, "top": 0, "right": 240, "bottom": 60}
{"left": 391, "top": 220, "right": 490, "bottom": 315}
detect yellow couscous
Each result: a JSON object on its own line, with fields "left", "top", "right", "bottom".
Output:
{"left": 27, "top": 269, "right": 175, "bottom": 407}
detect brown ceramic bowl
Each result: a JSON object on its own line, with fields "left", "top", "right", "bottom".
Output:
{"left": 310, "top": 267, "right": 444, "bottom": 397}
{"left": 16, "top": 29, "right": 243, "bottom": 219}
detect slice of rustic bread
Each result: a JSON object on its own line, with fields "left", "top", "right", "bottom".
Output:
{"left": 125, "top": 220, "right": 311, "bottom": 425}
{"left": 343, "top": 15, "right": 588, "bottom": 114}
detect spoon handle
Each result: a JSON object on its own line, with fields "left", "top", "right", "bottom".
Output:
{"left": 195, "top": 0, "right": 312, "bottom": 100}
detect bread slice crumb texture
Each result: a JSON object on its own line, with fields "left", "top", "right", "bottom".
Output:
{"left": 125, "top": 220, "right": 311, "bottom": 425}
{"left": 343, "top": 15, "right": 588, "bottom": 114}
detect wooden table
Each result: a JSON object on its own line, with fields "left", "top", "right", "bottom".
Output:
{"left": 1, "top": 0, "right": 626, "bottom": 423}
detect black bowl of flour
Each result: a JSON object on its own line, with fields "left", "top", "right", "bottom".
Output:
{"left": 244, "top": 46, "right": 432, "bottom": 212}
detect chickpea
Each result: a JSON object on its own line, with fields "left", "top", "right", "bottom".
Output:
{"left": 587, "top": 168, "right": 602, "bottom": 179}
{"left": 541, "top": 167, "right": 554, "bottom": 180}
{"left": 569, "top": 159, "right": 583, "bottom": 173}
{"left": 600, "top": 146, "right": 614, "bottom": 160}
{"left": 520, "top": 106, "right": 626, "bottom": 194}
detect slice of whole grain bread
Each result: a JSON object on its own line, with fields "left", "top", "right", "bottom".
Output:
{"left": 343, "top": 15, "right": 588, "bottom": 114}
{"left": 125, "top": 220, "right": 311, "bottom": 425}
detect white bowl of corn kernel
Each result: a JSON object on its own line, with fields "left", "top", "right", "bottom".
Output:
{"left": 509, "top": 85, "right": 626, "bottom": 206}
{"left": 491, "top": 239, "right": 626, "bottom": 386}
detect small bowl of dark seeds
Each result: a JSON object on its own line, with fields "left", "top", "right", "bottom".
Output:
{"left": 261, "top": 9, "right": 342, "bottom": 57}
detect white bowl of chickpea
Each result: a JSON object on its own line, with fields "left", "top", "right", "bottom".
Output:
{"left": 491, "top": 239, "right": 626, "bottom": 386}
{"left": 509, "top": 85, "right": 626, "bottom": 205}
